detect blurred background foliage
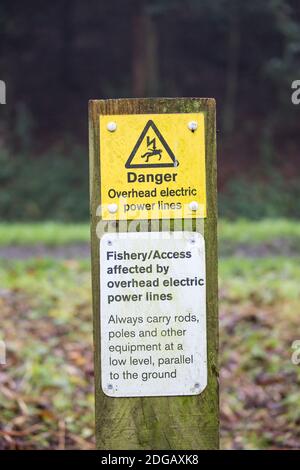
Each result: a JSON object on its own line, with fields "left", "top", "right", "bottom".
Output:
{"left": 0, "top": 0, "right": 300, "bottom": 220}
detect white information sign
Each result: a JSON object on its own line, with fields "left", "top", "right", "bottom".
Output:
{"left": 100, "top": 231, "right": 207, "bottom": 397}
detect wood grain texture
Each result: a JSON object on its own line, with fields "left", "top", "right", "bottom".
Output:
{"left": 89, "top": 98, "right": 218, "bottom": 450}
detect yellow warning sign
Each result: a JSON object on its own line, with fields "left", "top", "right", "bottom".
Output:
{"left": 100, "top": 113, "right": 206, "bottom": 220}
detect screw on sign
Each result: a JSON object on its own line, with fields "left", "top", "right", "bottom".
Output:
{"left": 188, "top": 120, "right": 198, "bottom": 131}
{"left": 89, "top": 98, "right": 218, "bottom": 450}
{"left": 107, "top": 121, "right": 117, "bottom": 132}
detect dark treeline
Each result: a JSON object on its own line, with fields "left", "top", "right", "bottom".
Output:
{"left": 0, "top": 0, "right": 300, "bottom": 220}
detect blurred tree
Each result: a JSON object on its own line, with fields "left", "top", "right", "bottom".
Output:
{"left": 0, "top": 0, "right": 299, "bottom": 180}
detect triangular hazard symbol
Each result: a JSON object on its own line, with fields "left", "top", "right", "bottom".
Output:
{"left": 125, "top": 120, "right": 178, "bottom": 169}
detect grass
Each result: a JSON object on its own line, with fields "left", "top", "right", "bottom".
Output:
{"left": 0, "top": 257, "right": 94, "bottom": 449}
{"left": 0, "top": 219, "right": 299, "bottom": 247}
{"left": 220, "top": 256, "right": 300, "bottom": 303}
{"left": 0, "top": 222, "right": 89, "bottom": 246}
{"left": 219, "top": 219, "right": 300, "bottom": 244}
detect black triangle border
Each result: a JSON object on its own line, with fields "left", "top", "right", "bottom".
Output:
{"left": 125, "top": 119, "right": 179, "bottom": 169}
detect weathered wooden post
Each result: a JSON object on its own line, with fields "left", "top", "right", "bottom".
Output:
{"left": 89, "top": 98, "right": 218, "bottom": 450}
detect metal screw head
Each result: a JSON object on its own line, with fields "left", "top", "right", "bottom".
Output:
{"left": 189, "top": 201, "right": 199, "bottom": 211}
{"left": 107, "top": 121, "right": 117, "bottom": 132}
{"left": 108, "top": 203, "right": 118, "bottom": 214}
{"left": 188, "top": 121, "right": 198, "bottom": 132}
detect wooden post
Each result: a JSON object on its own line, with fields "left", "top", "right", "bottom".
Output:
{"left": 89, "top": 98, "right": 218, "bottom": 450}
